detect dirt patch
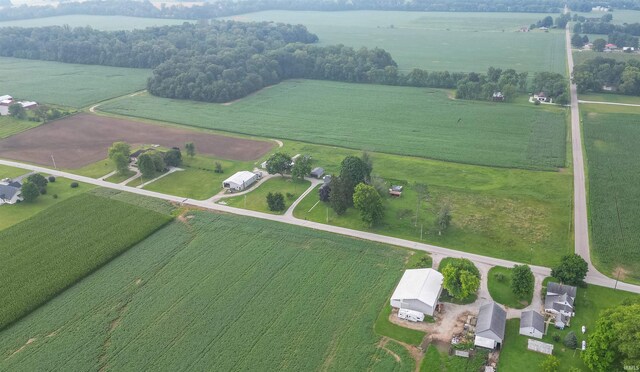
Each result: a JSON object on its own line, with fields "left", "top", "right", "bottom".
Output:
{"left": 7, "top": 338, "right": 36, "bottom": 359}
{"left": 0, "top": 113, "right": 273, "bottom": 168}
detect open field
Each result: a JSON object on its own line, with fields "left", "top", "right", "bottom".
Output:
{"left": 0, "top": 15, "right": 191, "bottom": 30}
{"left": 0, "top": 116, "right": 42, "bottom": 139}
{"left": 222, "top": 177, "right": 311, "bottom": 214}
{"left": 583, "top": 111, "right": 640, "bottom": 283}
{"left": 573, "top": 10, "right": 640, "bottom": 25}
{"left": 498, "top": 281, "right": 638, "bottom": 371}
{"left": 0, "top": 57, "right": 150, "bottom": 108}
{"left": 0, "top": 113, "right": 273, "bottom": 168}
{"left": 224, "top": 11, "right": 566, "bottom": 74}
{"left": 0, "top": 177, "right": 93, "bottom": 231}
{"left": 0, "top": 193, "right": 172, "bottom": 331}
{"left": 0, "top": 212, "right": 410, "bottom": 370}
{"left": 573, "top": 50, "right": 640, "bottom": 65}
{"left": 102, "top": 81, "right": 567, "bottom": 170}
{"left": 487, "top": 266, "right": 532, "bottom": 309}
{"left": 290, "top": 144, "right": 572, "bottom": 267}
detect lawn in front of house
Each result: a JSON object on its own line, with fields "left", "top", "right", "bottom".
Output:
{"left": 488, "top": 266, "right": 532, "bottom": 309}
{"left": 222, "top": 177, "right": 311, "bottom": 214}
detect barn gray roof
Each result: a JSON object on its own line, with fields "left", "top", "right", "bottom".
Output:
{"left": 476, "top": 302, "right": 507, "bottom": 342}
{"left": 520, "top": 310, "right": 545, "bottom": 333}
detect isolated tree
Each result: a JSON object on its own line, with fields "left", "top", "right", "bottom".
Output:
{"left": 540, "top": 355, "right": 560, "bottom": 372}
{"left": 511, "top": 264, "right": 534, "bottom": 298}
{"left": 353, "top": 183, "right": 384, "bottom": 226}
{"left": 583, "top": 299, "right": 640, "bottom": 371}
{"left": 436, "top": 203, "right": 452, "bottom": 235}
{"left": 318, "top": 184, "right": 331, "bottom": 202}
{"left": 414, "top": 183, "right": 430, "bottom": 227}
{"left": 564, "top": 331, "right": 578, "bottom": 349}
{"left": 214, "top": 161, "right": 223, "bottom": 173}
{"left": 339, "top": 155, "right": 371, "bottom": 199}
{"left": 329, "top": 176, "right": 350, "bottom": 215}
{"left": 441, "top": 258, "right": 480, "bottom": 300}
{"left": 361, "top": 151, "right": 373, "bottom": 175}
{"left": 108, "top": 142, "right": 131, "bottom": 175}
{"left": 571, "top": 33, "right": 585, "bottom": 48}
{"left": 26, "top": 173, "right": 48, "bottom": 193}
{"left": 551, "top": 254, "right": 588, "bottom": 285}
{"left": 8, "top": 103, "right": 26, "bottom": 119}
{"left": 265, "top": 152, "right": 292, "bottom": 176}
{"left": 137, "top": 153, "right": 156, "bottom": 179}
{"left": 593, "top": 38, "right": 607, "bottom": 52}
{"left": 291, "top": 156, "right": 311, "bottom": 181}
{"left": 164, "top": 148, "right": 182, "bottom": 167}
{"left": 266, "top": 192, "right": 285, "bottom": 211}
{"left": 20, "top": 181, "right": 40, "bottom": 202}
{"left": 185, "top": 142, "right": 196, "bottom": 157}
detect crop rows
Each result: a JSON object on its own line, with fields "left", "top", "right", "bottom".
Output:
{"left": 0, "top": 193, "right": 171, "bottom": 330}
{"left": 0, "top": 212, "right": 409, "bottom": 370}
{"left": 584, "top": 112, "right": 640, "bottom": 282}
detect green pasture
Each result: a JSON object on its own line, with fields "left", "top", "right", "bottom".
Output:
{"left": 583, "top": 110, "right": 640, "bottom": 283}
{"left": 0, "top": 193, "right": 171, "bottom": 331}
{"left": 224, "top": 11, "right": 566, "bottom": 74}
{"left": 0, "top": 212, "right": 411, "bottom": 370}
{"left": 67, "top": 158, "right": 114, "bottom": 178}
{"left": 0, "top": 15, "right": 191, "bottom": 30}
{"left": 0, "top": 57, "right": 150, "bottom": 107}
{"left": 0, "top": 116, "right": 42, "bottom": 138}
{"left": 221, "top": 177, "right": 311, "bottom": 214}
{"left": 419, "top": 344, "right": 490, "bottom": 372}
{"left": 573, "top": 50, "right": 640, "bottom": 66}
{"left": 579, "top": 93, "right": 640, "bottom": 105}
{"left": 498, "top": 282, "right": 638, "bottom": 371}
{"left": 487, "top": 266, "right": 533, "bottom": 309}
{"left": 0, "top": 177, "right": 93, "bottom": 231}
{"left": 105, "top": 170, "right": 136, "bottom": 184}
{"left": 101, "top": 81, "right": 568, "bottom": 170}
{"left": 290, "top": 143, "right": 572, "bottom": 267}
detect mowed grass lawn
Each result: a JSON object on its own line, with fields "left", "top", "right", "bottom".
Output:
{"left": 0, "top": 116, "right": 42, "bottom": 139}
{"left": 222, "top": 177, "right": 311, "bottom": 214}
{"left": 224, "top": 11, "right": 566, "bottom": 74}
{"left": 0, "top": 57, "right": 150, "bottom": 108}
{"left": 0, "top": 193, "right": 172, "bottom": 330}
{"left": 573, "top": 50, "right": 640, "bottom": 66}
{"left": 487, "top": 266, "right": 532, "bottom": 309}
{"left": 498, "top": 282, "right": 638, "bottom": 371}
{"left": 102, "top": 81, "right": 568, "bottom": 170}
{"left": 583, "top": 110, "right": 640, "bottom": 283}
{"left": 0, "top": 212, "right": 412, "bottom": 370}
{"left": 0, "top": 15, "right": 191, "bottom": 30}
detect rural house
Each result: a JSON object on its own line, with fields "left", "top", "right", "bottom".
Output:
{"left": 492, "top": 92, "right": 505, "bottom": 101}
{"left": 222, "top": 171, "right": 259, "bottom": 192}
{"left": 544, "top": 282, "right": 576, "bottom": 329}
{"left": 0, "top": 178, "right": 23, "bottom": 205}
{"left": 533, "top": 92, "right": 551, "bottom": 103}
{"left": 310, "top": 167, "right": 324, "bottom": 179}
{"left": 519, "top": 310, "right": 545, "bottom": 339}
{"left": 390, "top": 268, "right": 444, "bottom": 317}
{"left": 474, "top": 302, "right": 507, "bottom": 350}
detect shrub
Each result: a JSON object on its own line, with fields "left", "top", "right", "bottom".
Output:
{"left": 39, "top": 187, "right": 47, "bottom": 195}
{"left": 48, "top": 176, "right": 56, "bottom": 182}
{"left": 70, "top": 182, "right": 79, "bottom": 188}
{"left": 52, "top": 194, "right": 58, "bottom": 199}
{"left": 495, "top": 273, "right": 506, "bottom": 282}
{"left": 564, "top": 331, "right": 578, "bottom": 349}
{"left": 552, "top": 333, "right": 561, "bottom": 342}
{"left": 286, "top": 192, "right": 295, "bottom": 199}
{"left": 266, "top": 192, "right": 285, "bottom": 212}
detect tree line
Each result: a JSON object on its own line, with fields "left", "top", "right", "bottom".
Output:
{"left": 573, "top": 57, "right": 640, "bottom": 96}
{"left": 574, "top": 19, "right": 640, "bottom": 48}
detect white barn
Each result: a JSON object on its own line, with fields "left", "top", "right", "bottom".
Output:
{"left": 222, "top": 171, "right": 258, "bottom": 192}
{"left": 390, "top": 268, "right": 444, "bottom": 317}
{"left": 475, "top": 302, "right": 507, "bottom": 349}
{"left": 520, "top": 310, "right": 545, "bottom": 339}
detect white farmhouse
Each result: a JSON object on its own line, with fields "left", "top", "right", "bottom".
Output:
{"left": 222, "top": 171, "right": 258, "bottom": 192}
{"left": 390, "top": 268, "right": 444, "bottom": 317}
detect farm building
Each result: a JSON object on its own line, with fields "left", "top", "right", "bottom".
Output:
{"left": 222, "top": 171, "right": 258, "bottom": 192}
{"left": 545, "top": 282, "right": 576, "bottom": 328}
{"left": 533, "top": 92, "right": 551, "bottom": 103}
{"left": 389, "top": 185, "right": 403, "bottom": 197}
{"left": 390, "top": 268, "right": 444, "bottom": 317}
{"left": 0, "top": 95, "right": 13, "bottom": 116}
{"left": 492, "top": 92, "right": 505, "bottom": 101}
{"left": 0, "top": 178, "right": 23, "bottom": 205}
{"left": 519, "top": 310, "right": 545, "bottom": 339}
{"left": 310, "top": 167, "right": 324, "bottom": 178}
{"left": 474, "top": 302, "right": 507, "bottom": 350}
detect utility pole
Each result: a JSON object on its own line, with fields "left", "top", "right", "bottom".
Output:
{"left": 51, "top": 154, "right": 57, "bottom": 169}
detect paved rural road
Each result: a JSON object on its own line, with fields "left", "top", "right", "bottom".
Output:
{"left": 3, "top": 159, "right": 639, "bottom": 294}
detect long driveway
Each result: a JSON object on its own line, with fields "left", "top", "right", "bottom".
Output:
{"left": 2, "top": 159, "right": 639, "bottom": 294}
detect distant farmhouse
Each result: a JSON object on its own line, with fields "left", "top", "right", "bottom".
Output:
{"left": 0, "top": 178, "right": 23, "bottom": 205}
{"left": 0, "top": 94, "right": 38, "bottom": 116}
{"left": 390, "top": 268, "right": 444, "bottom": 317}
{"left": 474, "top": 302, "right": 507, "bottom": 350}
{"left": 533, "top": 92, "right": 552, "bottom": 103}
{"left": 544, "top": 282, "right": 577, "bottom": 329}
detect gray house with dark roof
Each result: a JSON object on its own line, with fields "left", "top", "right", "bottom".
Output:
{"left": 0, "top": 179, "right": 22, "bottom": 205}
{"left": 474, "top": 302, "right": 507, "bottom": 349}
{"left": 545, "top": 282, "right": 577, "bottom": 329}
{"left": 519, "top": 310, "right": 545, "bottom": 339}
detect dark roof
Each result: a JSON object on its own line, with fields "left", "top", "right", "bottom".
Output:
{"left": 310, "top": 167, "right": 324, "bottom": 176}
{"left": 391, "top": 185, "right": 403, "bottom": 192}
{"left": 520, "top": 311, "right": 545, "bottom": 333}
{"left": 547, "top": 282, "right": 577, "bottom": 299}
{"left": 0, "top": 183, "right": 21, "bottom": 200}
{"left": 476, "top": 302, "right": 507, "bottom": 342}
{"left": 130, "top": 149, "right": 150, "bottom": 158}
{"left": 545, "top": 282, "right": 577, "bottom": 312}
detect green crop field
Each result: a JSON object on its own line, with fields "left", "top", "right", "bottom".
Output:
{"left": 0, "top": 212, "right": 412, "bottom": 370}
{"left": 0, "top": 57, "right": 150, "bottom": 107}
{"left": 584, "top": 111, "right": 640, "bottom": 283}
{"left": 0, "top": 193, "right": 172, "bottom": 330}
{"left": 0, "top": 116, "right": 42, "bottom": 138}
{"left": 0, "top": 15, "right": 191, "bottom": 30}
{"left": 224, "top": 11, "right": 566, "bottom": 74}
{"left": 102, "top": 80, "right": 568, "bottom": 170}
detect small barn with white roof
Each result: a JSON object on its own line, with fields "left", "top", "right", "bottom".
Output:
{"left": 222, "top": 171, "right": 258, "bottom": 192}
{"left": 390, "top": 268, "right": 444, "bottom": 316}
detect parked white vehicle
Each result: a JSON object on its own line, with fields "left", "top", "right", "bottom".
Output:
{"left": 398, "top": 308, "right": 424, "bottom": 322}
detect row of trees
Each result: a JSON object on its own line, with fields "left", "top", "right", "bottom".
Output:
{"left": 454, "top": 67, "right": 528, "bottom": 102}
{"left": 573, "top": 57, "right": 640, "bottom": 96}
{"left": 575, "top": 20, "right": 640, "bottom": 48}
{"left": 20, "top": 174, "right": 51, "bottom": 203}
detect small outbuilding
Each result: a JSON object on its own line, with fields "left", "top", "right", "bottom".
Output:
{"left": 310, "top": 167, "right": 324, "bottom": 179}
{"left": 475, "top": 302, "right": 507, "bottom": 350}
{"left": 222, "top": 171, "right": 258, "bottom": 192}
{"left": 389, "top": 185, "right": 403, "bottom": 197}
{"left": 519, "top": 310, "right": 545, "bottom": 339}
{"left": 390, "top": 268, "right": 444, "bottom": 317}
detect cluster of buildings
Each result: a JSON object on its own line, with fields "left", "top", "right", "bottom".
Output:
{"left": 0, "top": 178, "right": 23, "bottom": 205}
{"left": 0, "top": 95, "right": 38, "bottom": 116}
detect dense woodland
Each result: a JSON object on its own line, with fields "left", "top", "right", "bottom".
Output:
{"left": 2, "top": 0, "right": 640, "bottom": 22}
{"left": 573, "top": 57, "right": 640, "bottom": 95}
